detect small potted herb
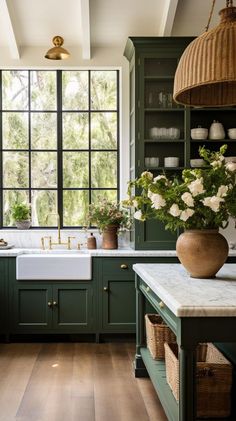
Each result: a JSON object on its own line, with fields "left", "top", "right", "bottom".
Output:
{"left": 12, "top": 203, "right": 31, "bottom": 229}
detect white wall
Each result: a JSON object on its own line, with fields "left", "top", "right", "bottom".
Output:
{"left": 0, "top": 45, "right": 130, "bottom": 200}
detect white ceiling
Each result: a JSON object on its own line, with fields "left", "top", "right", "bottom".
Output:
{"left": 0, "top": 0, "right": 229, "bottom": 60}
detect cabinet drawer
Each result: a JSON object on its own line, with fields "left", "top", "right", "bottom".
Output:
{"left": 139, "top": 278, "right": 177, "bottom": 335}
{"left": 102, "top": 258, "right": 137, "bottom": 278}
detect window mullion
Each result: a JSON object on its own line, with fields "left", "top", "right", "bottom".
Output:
{"left": 57, "top": 71, "right": 63, "bottom": 227}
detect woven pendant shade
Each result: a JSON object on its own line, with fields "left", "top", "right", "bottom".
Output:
{"left": 173, "top": 5, "right": 236, "bottom": 107}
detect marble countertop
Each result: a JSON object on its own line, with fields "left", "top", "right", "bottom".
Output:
{"left": 1, "top": 247, "right": 236, "bottom": 258}
{"left": 0, "top": 247, "right": 179, "bottom": 257}
{"left": 133, "top": 263, "right": 236, "bottom": 317}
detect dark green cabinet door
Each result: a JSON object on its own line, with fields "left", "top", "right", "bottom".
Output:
{"left": 102, "top": 276, "right": 136, "bottom": 332}
{"left": 52, "top": 284, "right": 93, "bottom": 332}
{"left": 0, "top": 259, "right": 8, "bottom": 333}
{"left": 12, "top": 284, "right": 53, "bottom": 332}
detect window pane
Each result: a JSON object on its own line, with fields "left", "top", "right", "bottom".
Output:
{"left": 3, "top": 152, "right": 29, "bottom": 188}
{"left": 91, "top": 190, "right": 117, "bottom": 206}
{"left": 91, "top": 71, "right": 117, "bottom": 110}
{"left": 2, "top": 112, "right": 28, "bottom": 149}
{"left": 63, "top": 113, "right": 89, "bottom": 149}
{"left": 31, "top": 113, "right": 57, "bottom": 150}
{"left": 63, "top": 190, "right": 89, "bottom": 226}
{"left": 62, "top": 71, "right": 88, "bottom": 110}
{"left": 3, "top": 190, "right": 29, "bottom": 226}
{"left": 91, "top": 112, "right": 117, "bottom": 149}
{"left": 91, "top": 152, "right": 117, "bottom": 188}
{"left": 31, "top": 71, "right": 56, "bottom": 110}
{"left": 2, "top": 71, "right": 28, "bottom": 110}
{"left": 63, "top": 152, "right": 89, "bottom": 188}
{"left": 31, "top": 152, "right": 57, "bottom": 188}
{"left": 31, "top": 190, "right": 57, "bottom": 226}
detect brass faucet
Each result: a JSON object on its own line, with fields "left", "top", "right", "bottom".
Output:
{"left": 41, "top": 213, "right": 75, "bottom": 250}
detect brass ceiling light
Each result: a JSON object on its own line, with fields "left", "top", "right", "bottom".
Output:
{"left": 45, "top": 36, "right": 70, "bottom": 60}
{"left": 173, "top": 0, "right": 236, "bottom": 107}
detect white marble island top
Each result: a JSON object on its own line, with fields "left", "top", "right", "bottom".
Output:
{"left": 133, "top": 263, "right": 236, "bottom": 317}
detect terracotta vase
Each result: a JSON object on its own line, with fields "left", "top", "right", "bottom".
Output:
{"left": 176, "top": 229, "right": 229, "bottom": 278}
{"left": 102, "top": 225, "right": 119, "bottom": 249}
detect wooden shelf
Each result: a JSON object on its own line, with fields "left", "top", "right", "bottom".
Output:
{"left": 144, "top": 138, "right": 186, "bottom": 143}
{"left": 144, "top": 75, "right": 174, "bottom": 80}
{"left": 140, "top": 347, "right": 177, "bottom": 421}
{"left": 145, "top": 108, "right": 184, "bottom": 112}
{"left": 191, "top": 107, "right": 236, "bottom": 112}
{"left": 145, "top": 166, "right": 185, "bottom": 171}
{"left": 190, "top": 139, "right": 236, "bottom": 142}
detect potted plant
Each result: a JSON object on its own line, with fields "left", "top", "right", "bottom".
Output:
{"left": 12, "top": 203, "right": 31, "bottom": 230}
{"left": 88, "top": 199, "right": 131, "bottom": 249}
{"left": 124, "top": 145, "right": 236, "bottom": 278}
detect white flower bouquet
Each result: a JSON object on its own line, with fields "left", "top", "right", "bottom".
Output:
{"left": 124, "top": 145, "right": 236, "bottom": 232}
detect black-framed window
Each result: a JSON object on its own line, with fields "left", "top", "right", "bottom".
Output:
{"left": 0, "top": 70, "right": 119, "bottom": 228}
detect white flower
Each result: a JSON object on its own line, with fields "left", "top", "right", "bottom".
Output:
{"left": 188, "top": 177, "right": 205, "bottom": 197}
{"left": 217, "top": 185, "right": 228, "bottom": 198}
{"left": 133, "top": 199, "right": 138, "bottom": 208}
{"left": 154, "top": 175, "right": 167, "bottom": 183}
{"left": 180, "top": 208, "right": 195, "bottom": 221}
{"left": 134, "top": 210, "right": 145, "bottom": 220}
{"left": 202, "top": 196, "right": 225, "bottom": 212}
{"left": 148, "top": 190, "right": 154, "bottom": 200}
{"left": 141, "top": 171, "right": 153, "bottom": 180}
{"left": 181, "top": 192, "right": 194, "bottom": 207}
{"left": 226, "top": 162, "right": 236, "bottom": 172}
{"left": 211, "top": 160, "right": 222, "bottom": 168}
{"left": 151, "top": 193, "right": 166, "bottom": 210}
{"left": 169, "top": 204, "right": 181, "bottom": 217}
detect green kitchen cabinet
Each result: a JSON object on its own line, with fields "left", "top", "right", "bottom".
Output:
{"left": 95, "top": 256, "right": 178, "bottom": 334}
{"left": 0, "top": 258, "right": 9, "bottom": 334}
{"left": 124, "top": 37, "right": 236, "bottom": 250}
{"left": 11, "top": 281, "right": 93, "bottom": 333}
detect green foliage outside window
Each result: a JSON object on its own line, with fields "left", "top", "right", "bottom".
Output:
{"left": 1, "top": 70, "right": 119, "bottom": 227}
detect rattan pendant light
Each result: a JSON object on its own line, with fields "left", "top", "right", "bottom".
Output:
{"left": 173, "top": 0, "right": 236, "bottom": 107}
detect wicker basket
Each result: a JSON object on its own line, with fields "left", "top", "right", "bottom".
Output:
{"left": 164, "top": 342, "right": 232, "bottom": 418}
{"left": 145, "top": 314, "right": 176, "bottom": 360}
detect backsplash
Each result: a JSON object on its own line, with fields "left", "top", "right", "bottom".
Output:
{"left": 0, "top": 229, "right": 131, "bottom": 249}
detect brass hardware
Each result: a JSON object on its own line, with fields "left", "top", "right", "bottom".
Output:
{"left": 41, "top": 236, "right": 52, "bottom": 250}
{"left": 41, "top": 237, "right": 45, "bottom": 250}
{"left": 159, "top": 301, "right": 165, "bottom": 309}
{"left": 48, "top": 301, "right": 52, "bottom": 307}
{"left": 53, "top": 301, "right": 57, "bottom": 306}
{"left": 146, "top": 287, "right": 150, "bottom": 292}
{"left": 120, "top": 264, "right": 128, "bottom": 270}
{"left": 77, "top": 242, "right": 84, "bottom": 250}
{"left": 45, "top": 36, "right": 70, "bottom": 60}
{"left": 103, "top": 287, "right": 109, "bottom": 292}
{"left": 68, "top": 236, "right": 76, "bottom": 250}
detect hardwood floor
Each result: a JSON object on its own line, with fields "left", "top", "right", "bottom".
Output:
{"left": 0, "top": 342, "right": 167, "bottom": 421}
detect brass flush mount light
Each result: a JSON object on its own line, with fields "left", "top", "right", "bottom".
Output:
{"left": 45, "top": 36, "right": 70, "bottom": 60}
{"left": 173, "top": 0, "right": 236, "bottom": 107}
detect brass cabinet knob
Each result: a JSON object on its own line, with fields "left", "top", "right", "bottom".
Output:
{"left": 53, "top": 301, "right": 58, "bottom": 306}
{"left": 48, "top": 301, "right": 52, "bottom": 307}
{"left": 159, "top": 301, "right": 164, "bottom": 309}
{"left": 120, "top": 264, "right": 128, "bottom": 269}
{"left": 103, "top": 286, "right": 109, "bottom": 292}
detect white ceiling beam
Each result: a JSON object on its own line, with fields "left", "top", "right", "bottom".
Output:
{"left": 158, "top": 0, "right": 179, "bottom": 36}
{"left": 0, "top": 0, "right": 20, "bottom": 59}
{"left": 79, "top": 0, "right": 91, "bottom": 60}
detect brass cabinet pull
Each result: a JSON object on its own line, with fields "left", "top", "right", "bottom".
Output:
{"left": 48, "top": 301, "right": 52, "bottom": 307}
{"left": 120, "top": 264, "right": 128, "bottom": 269}
{"left": 103, "top": 286, "right": 109, "bottom": 292}
{"left": 159, "top": 301, "right": 164, "bottom": 309}
{"left": 53, "top": 301, "right": 58, "bottom": 306}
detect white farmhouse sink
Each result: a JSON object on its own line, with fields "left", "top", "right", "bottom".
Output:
{"left": 16, "top": 253, "right": 92, "bottom": 280}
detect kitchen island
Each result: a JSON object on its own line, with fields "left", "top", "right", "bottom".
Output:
{"left": 133, "top": 263, "right": 236, "bottom": 421}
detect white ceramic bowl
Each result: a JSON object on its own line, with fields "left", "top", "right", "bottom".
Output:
{"left": 228, "top": 128, "right": 236, "bottom": 139}
{"left": 191, "top": 128, "right": 208, "bottom": 140}
{"left": 164, "top": 157, "right": 179, "bottom": 167}
{"left": 190, "top": 159, "right": 205, "bottom": 168}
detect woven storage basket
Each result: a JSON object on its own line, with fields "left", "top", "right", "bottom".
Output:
{"left": 145, "top": 314, "right": 176, "bottom": 360}
{"left": 164, "top": 342, "right": 232, "bottom": 418}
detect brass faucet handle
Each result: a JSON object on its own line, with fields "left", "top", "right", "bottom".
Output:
{"left": 67, "top": 236, "right": 76, "bottom": 250}
{"left": 77, "top": 242, "right": 84, "bottom": 250}
{"left": 41, "top": 236, "right": 51, "bottom": 250}
{"left": 41, "top": 237, "right": 45, "bottom": 250}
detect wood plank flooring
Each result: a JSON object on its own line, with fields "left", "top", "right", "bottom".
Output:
{"left": 0, "top": 342, "right": 167, "bottom": 421}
